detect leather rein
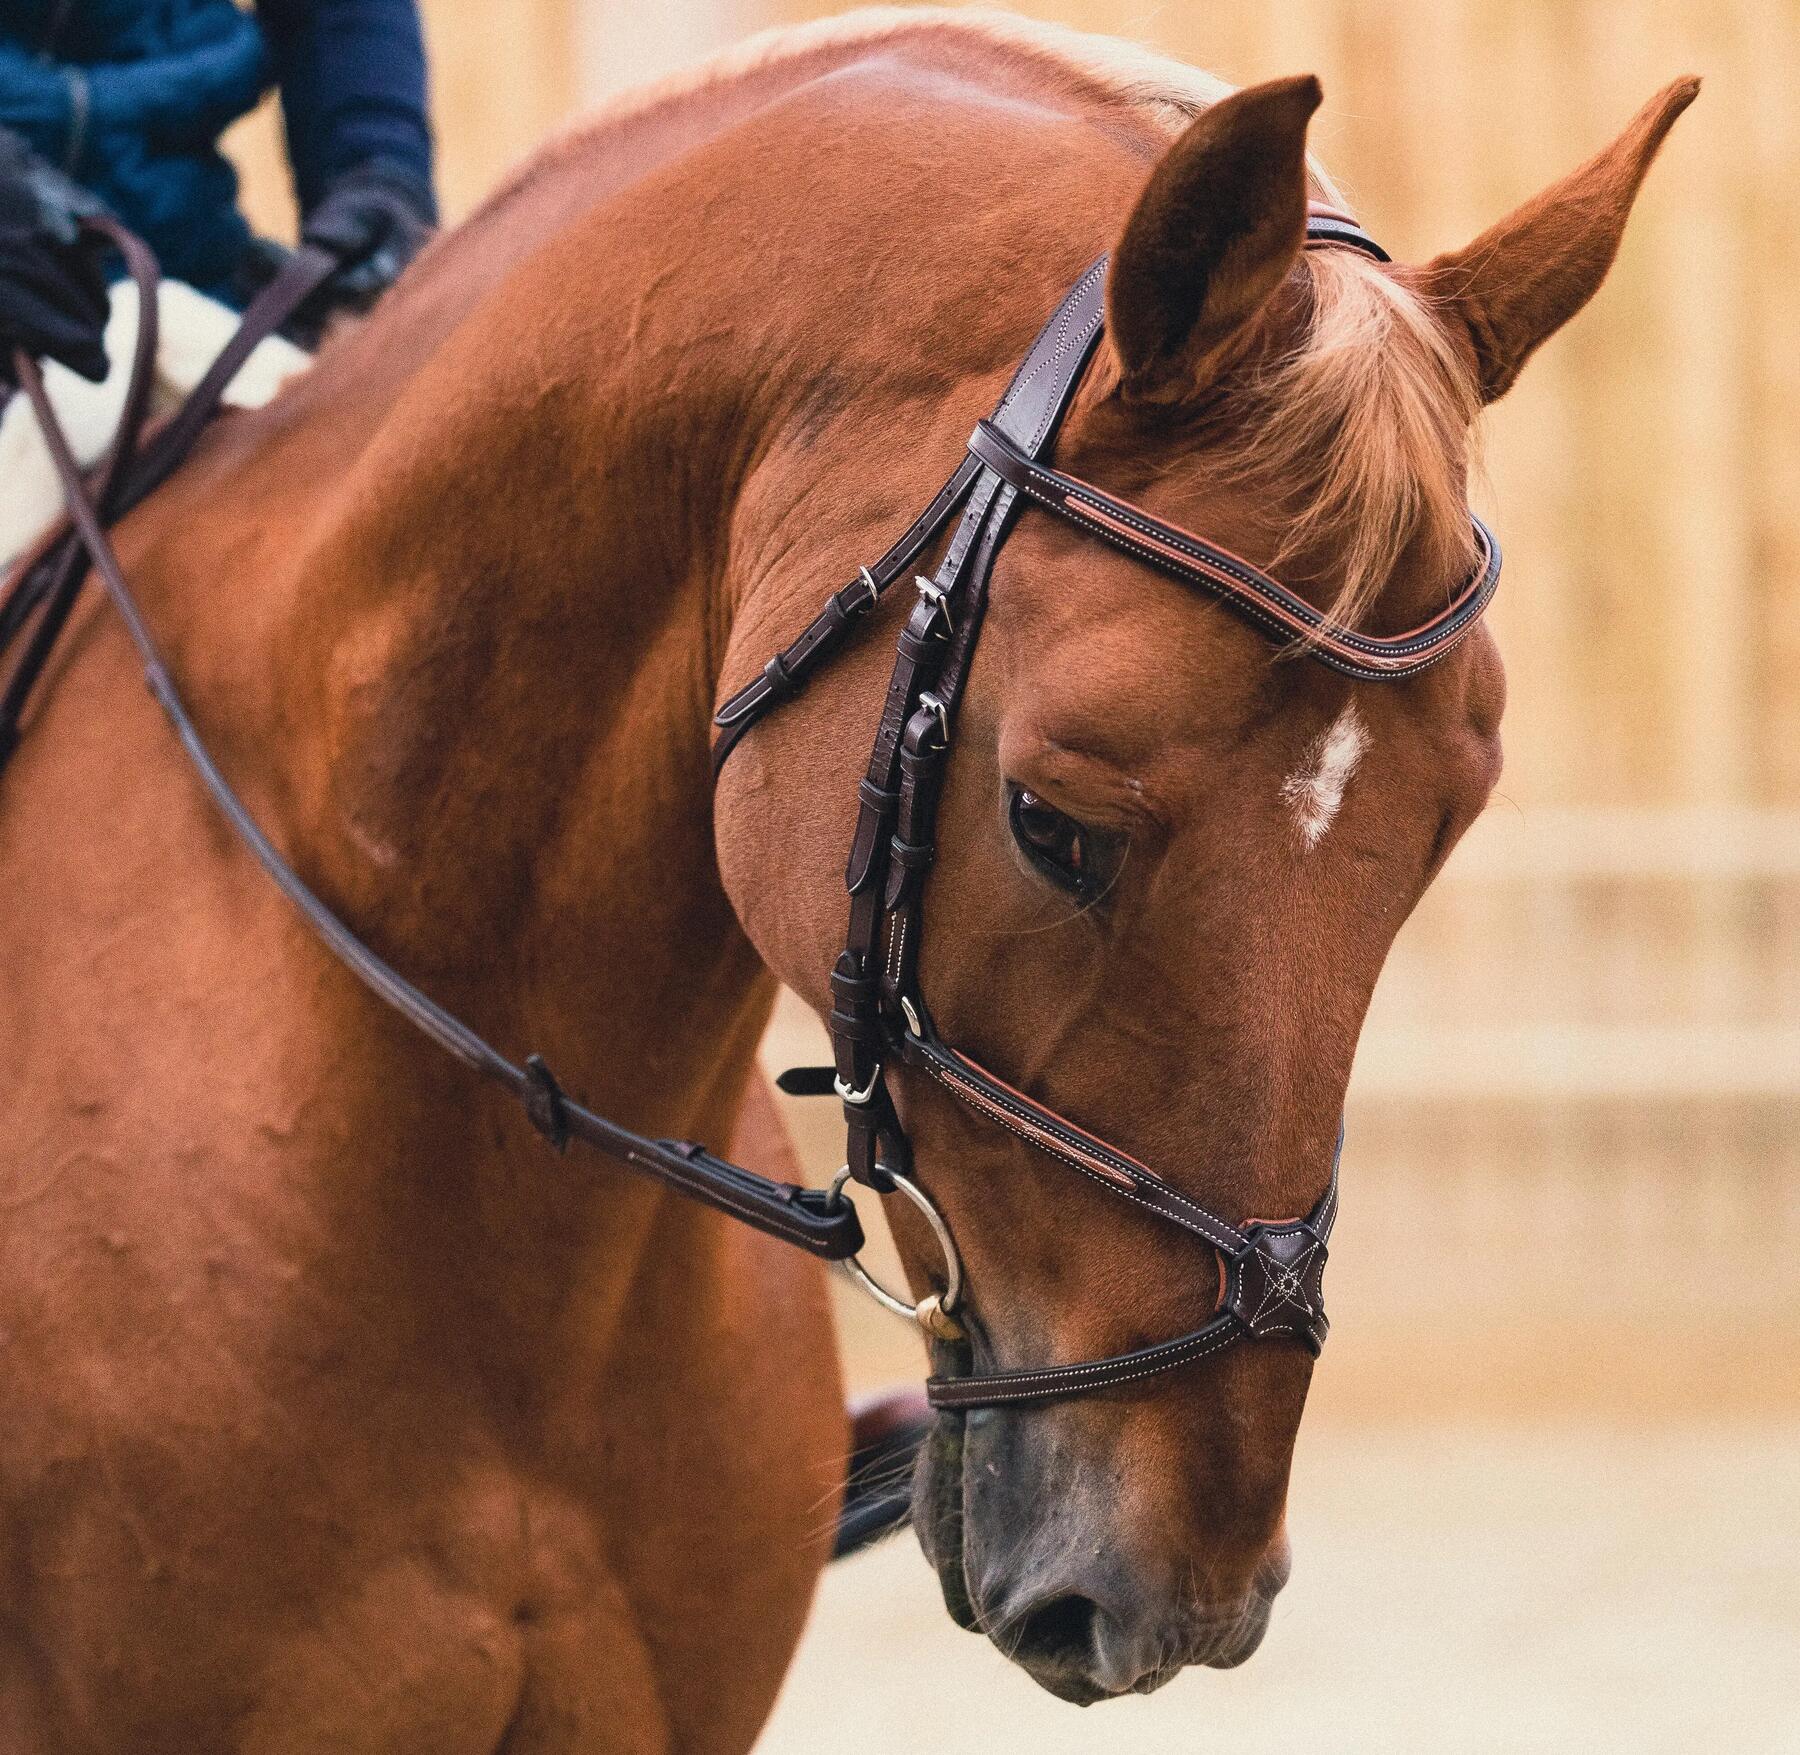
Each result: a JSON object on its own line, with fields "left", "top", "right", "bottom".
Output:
{"left": 1, "top": 211, "right": 1500, "bottom": 1413}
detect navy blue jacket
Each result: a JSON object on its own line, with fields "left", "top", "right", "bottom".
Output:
{"left": 0, "top": 0, "right": 433, "bottom": 297}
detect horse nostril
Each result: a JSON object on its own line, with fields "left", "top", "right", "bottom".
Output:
{"left": 1011, "top": 1592, "right": 1101, "bottom": 1668}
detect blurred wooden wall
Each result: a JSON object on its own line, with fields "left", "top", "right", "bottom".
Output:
{"left": 226, "top": 1, "right": 1800, "bottom": 1343}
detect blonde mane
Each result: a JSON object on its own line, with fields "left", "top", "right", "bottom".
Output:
{"left": 497, "top": 6, "right": 1477, "bottom": 631}
{"left": 486, "top": 7, "right": 1346, "bottom": 221}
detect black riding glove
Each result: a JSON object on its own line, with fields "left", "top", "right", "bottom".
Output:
{"left": 299, "top": 161, "right": 435, "bottom": 317}
{"left": 0, "top": 127, "right": 110, "bottom": 387}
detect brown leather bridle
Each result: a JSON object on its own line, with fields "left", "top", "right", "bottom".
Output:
{"left": 1, "top": 211, "right": 1499, "bottom": 1415}
{"left": 717, "top": 214, "right": 1498, "bottom": 1408}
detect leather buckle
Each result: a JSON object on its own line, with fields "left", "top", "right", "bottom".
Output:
{"left": 848, "top": 565, "right": 880, "bottom": 614}
{"left": 833, "top": 1064, "right": 881, "bottom": 1106}
{"left": 914, "top": 573, "right": 955, "bottom": 635}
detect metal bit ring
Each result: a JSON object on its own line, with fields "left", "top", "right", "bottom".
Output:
{"left": 827, "top": 1164, "right": 965, "bottom": 1339}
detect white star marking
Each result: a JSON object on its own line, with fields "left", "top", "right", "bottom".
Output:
{"left": 1281, "top": 702, "right": 1368, "bottom": 849}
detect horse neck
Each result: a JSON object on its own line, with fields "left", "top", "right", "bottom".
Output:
{"left": 125, "top": 70, "right": 1130, "bottom": 1190}
{"left": 117, "top": 202, "right": 790, "bottom": 1256}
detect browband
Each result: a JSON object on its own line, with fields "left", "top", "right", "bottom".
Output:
{"left": 1302, "top": 201, "right": 1392, "bottom": 261}
{"left": 966, "top": 419, "right": 1501, "bottom": 679}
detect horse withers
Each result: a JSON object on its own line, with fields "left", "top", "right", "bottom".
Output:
{"left": 0, "top": 10, "right": 1693, "bottom": 1750}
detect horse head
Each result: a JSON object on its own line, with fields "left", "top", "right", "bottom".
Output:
{"left": 719, "top": 66, "right": 1693, "bottom": 1702}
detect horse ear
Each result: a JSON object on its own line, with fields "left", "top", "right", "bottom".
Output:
{"left": 1107, "top": 75, "right": 1322, "bottom": 404}
{"left": 1422, "top": 78, "right": 1699, "bottom": 404}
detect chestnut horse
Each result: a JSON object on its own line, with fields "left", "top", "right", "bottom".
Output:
{"left": 0, "top": 10, "right": 1693, "bottom": 1750}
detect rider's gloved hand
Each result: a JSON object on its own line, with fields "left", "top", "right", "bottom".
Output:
{"left": 0, "top": 126, "right": 110, "bottom": 387}
{"left": 300, "top": 160, "right": 436, "bottom": 315}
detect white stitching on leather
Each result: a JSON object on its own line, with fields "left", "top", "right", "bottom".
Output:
{"left": 1076, "top": 513, "right": 1482, "bottom": 680}
{"left": 980, "top": 440, "right": 1496, "bottom": 675}
{"left": 1001, "top": 262, "right": 1106, "bottom": 450}
{"left": 931, "top": 1057, "right": 1247, "bottom": 1253}
{"left": 934, "top": 1326, "right": 1236, "bottom": 1396}
{"left": 1067, "top": 490, "right": 1496, "bottom": 658}
{"left": 1241, "top": 1239, "right": 1322, "bottom": 1336}
{"left": 995, "top": 432, "right": 1491, "bottom": 660}
{"left": 932, "top": 1321, "right": 1242, "bottom": 1404}
{"left": 924, "top": 1056, "right": 1246, "bottom": 1256}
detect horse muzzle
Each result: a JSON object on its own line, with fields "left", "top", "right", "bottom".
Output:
{"left": 968, "top": 1537, "right": 1290, "bottom": 1703}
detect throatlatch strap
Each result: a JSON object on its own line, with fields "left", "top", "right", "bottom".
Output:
{"left": 711, "top": 256, "right": 1109, "bottom": 777}
{"left": 710, "top": 453, "right": 984, "bottom": 774}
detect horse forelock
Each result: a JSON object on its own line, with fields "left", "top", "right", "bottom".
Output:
{"left": 1221, "top": 248, "right": 1483, "bottom": 634}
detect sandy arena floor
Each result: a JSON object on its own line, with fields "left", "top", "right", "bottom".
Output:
{"left": 756, "top": 1418, "right": 1800, "bottom": 1754}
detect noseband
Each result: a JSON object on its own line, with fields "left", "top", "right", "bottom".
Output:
{"left": 1, "top": 209, "right": 1499, "bottom": 1417}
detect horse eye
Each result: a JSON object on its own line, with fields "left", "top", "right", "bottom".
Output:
{"left": 1009, "top": 787, "right": 1095, "bottom": 895}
